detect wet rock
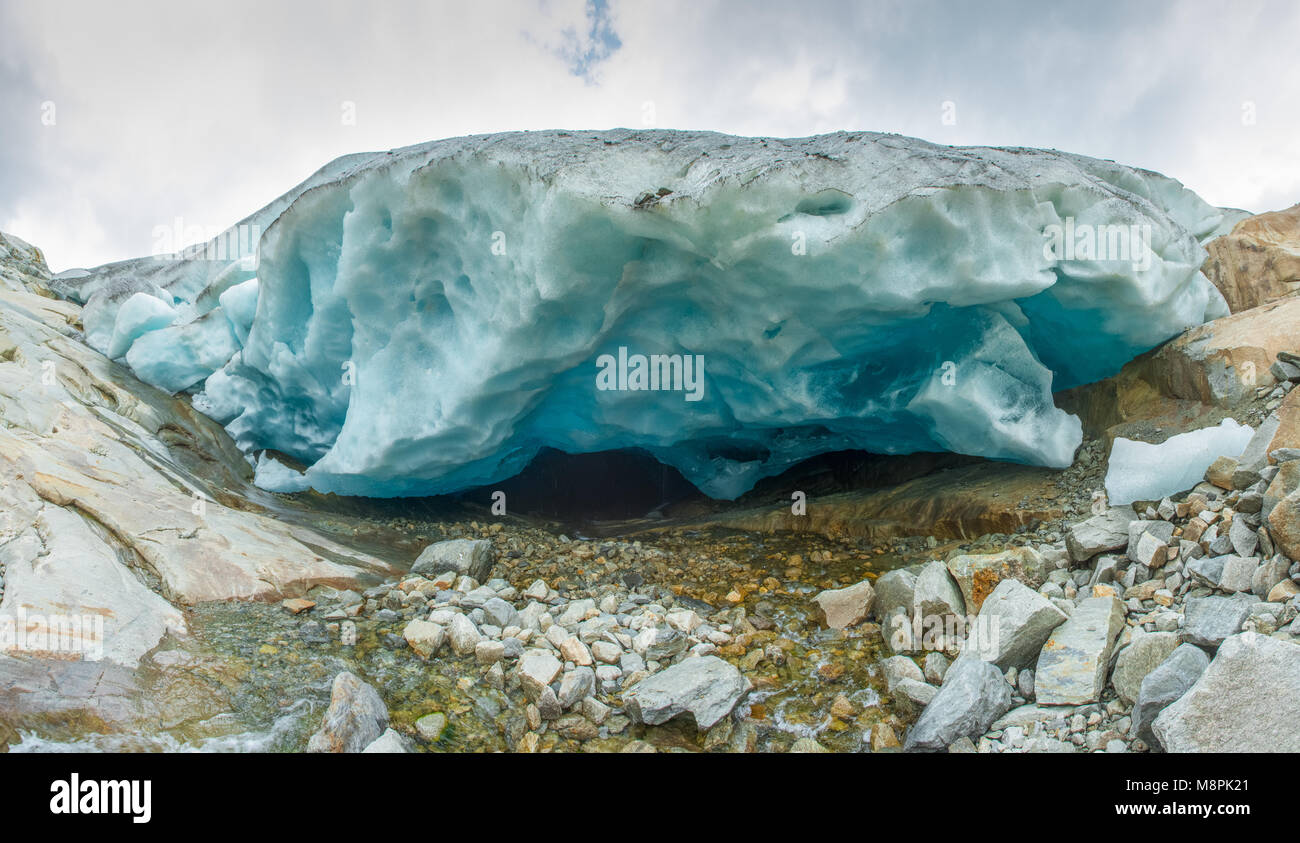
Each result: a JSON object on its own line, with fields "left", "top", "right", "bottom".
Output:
{"left": 1033, "top": 596, "right": 1125, "bottom": 705}
{"left": 1153, "top": 634, "right": 1300, "bottom": 752}
{"left": 969, "top": 578, "right": 1067, "bottom": 670}
{"left": 518, "top": 649, "right": 563, "bottom": 700}
{"left": 411, "top": 538, "right": 495, "bottom": 581}
{"left": 811, "top": 579, "right": 875, "bottom": 629}
{"left": 903, "top": 657, "right": 1012, "bottom": 752}
{"left": 558, "top": 667, "right": 596, "bottom": 709}
{"left": 362, "top": 728, "right": 413, "bottom": 753}
{"left": 624, "top": 655, "right": 748, "bottom": 730}
{"left": 447, "top": 613, "right": 482, "bottom": 655}
{"left": 306, "top": 672, "right": 389, "bottom": 753}
{"left": 402, "top": 619, "right": 446, "bottom": 659}
{"left": 415, "top": 712, "right": 448, "bottom": 741}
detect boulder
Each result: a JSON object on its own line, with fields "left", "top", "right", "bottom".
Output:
{"left": 1153, "top": 634, "right": 1300, "bottom": 752}
{"left": 902, "top": 657, "right": 1012, "bottom": 752}
{"left": 811, "top": 579, "right": 875, "bottom": 629}
{"left": 306, "top": 671, "right": 389, "bottom": 753}
{"left": 1216, "top": 554, "right": 1259, "bottom": 594}
{"left": 402, "top": 619, "right": 445, "bottom": 659}
{"left": 1181, "top": 594, "right": 1254, "bottom": 648}
{"left": 624, "top": 655, "right": 748, "bottom": 730}
{"left": 967, "top": 579, "right": 1067, "bottom": 670}
{"left": 873, "top": 568, "right": 917, "bottom": 621}
{"left": 1110, "top": 631, "right": 1180, "bottom": 706}
{"left": 945, "top": 547, "right": 1048, "bottom": 613}
{"left": 411, "top": 538, "right": 495, "bottom": 581}
{"left": 911, "top": 560, "right": 965, "bottom": 622}
{"left": 1033, "top": 596, "right": 1126, "bottom": 705}
{"left": 1066, "top": 506, "right": 1136, "bottom": 562}
{"left": 1132, "top": 644, "right": 1211, "bottom": 749}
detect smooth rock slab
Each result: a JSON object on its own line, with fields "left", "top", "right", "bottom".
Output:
{"left": 624, "top": 655, "right": 748, "bottom": 730}
{"left": 307, "top": 672, "right": 389, "bottom": 753}
{"left": 967, "top": 578, "right": 1067, "bottom": 670}
{"left": 1033, "top": 596, "right": 1125, "bottom": 705}
{"left": 1153, "top": 634, "right": 1300, "bottom": 752}
{"left": 903, "top": 656, "right": 1011, "bottom": 752}
{"left": 1132, "top": 644, "right": 1209, "bottom": 749}
{"left": 411, "top": 539, "right": 495, "bottom": 582}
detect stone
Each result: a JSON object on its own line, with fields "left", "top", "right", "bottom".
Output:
{"left": 1268, "top": 579, "right": 1300, "bottom": 602}
{"left": 1181, "top": 594, "right": 1254, "bottom": 648}
{"left": 1268, "top": 488, "right": 1300, "bottom": 560}
{"left": 306, "top": 672, "right": 389, "bottom": 753}
{"left": 911, "top": 560, "right": 965, "bottom": 622}
{"left": 1227, "top": 518, "right": 1259, "bottom": 559}
{"left": 968, "top": 579, "right": 1067, "bottom": 670}
{"left": 481, "top": 596, "right": 519, "bottom": 628}
{"left": 402, "top": 619, "right": 446, "bottom": 659}
{"left": 1110, "top": 631, "right": 1180, "bottom": 706}
{"left": 1033, "top": 596, "right": 1126, "bottom": 705}
{"left": 475, "top": 640, "right": 506, "bottom": 665}
{"left": 411, "top": 538, "right": 495, "bottom": 581}
{"left": 1153, "top": 634, "right": 1300, "bottom": 752}
{"left": 903, "top": 656, "right": 1012, "bottom": 752}
{"left": 789, "top": 737, "right": 830, "bottom": 753}
{"left": 447, "top": 613, "right": 482, "bottom": 655}
{"left": 1126, "top": 520, "right": 1175, "bottom": 566}
{"left": 923, "top": 652, "right": 951, "bottom": 684}
{"left": 557, "top": 667, "right": 596, "bottom": 709}
{"left": 873, "top": 569, "right": 917, "bottom": 621}
{"left": 881, "top": 655, "right": 924, "bottom": 690}
{"left": 414, "top": 712, "right": 448, "bottom": 741}
{"left": 582, "top": 696, "right": 611, "bottom": 724}
{"left": 1204, "top": 455, "right": 1237, "bottom": 490}
{"left": 870, "top": 723, "right": 902, "bottom": 751}
{"left": 1066, "top": 506, "right": 1136, "bottom": 563}
{"left": 559, "top": 636, "right": 593, "bottom": 666}
{"left": 811, "top": 579, "right": 876, "bottom": 629}
{"left": 1216, "top": 554, "right": 1260, "bottom": 594}
{"left": 518, "top": 649, "right": 563, "bottom": 700}
{"left": 945, "top": 547, "right": 1048, "bottom": 613}
{"left": 624, "top": 655, "right": 748, "bottom": 730}
{"left": 361, "top": 728, "right": 412, "bottom": 753}
{"left": 1251, "top": 556, "right": 1290, "bottom": 598}
{"left": 591, "top": 640, "right": 622, "bottom": 664}
{"left": 282, "top": 598, "right": 316, "bottom": 614}
{"left": 1202, "top": 203, "right": 1300, "bottom": 312}
{"left": 895, "top": 677, "right": 939, "bottom": 707}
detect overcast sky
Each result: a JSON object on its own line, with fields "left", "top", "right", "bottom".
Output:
{"left": 2, "top": 0, "right": 1298, "bottom": 270}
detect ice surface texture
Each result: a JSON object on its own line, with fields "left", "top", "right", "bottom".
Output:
{"left": 62, "top": 130, "right": 1245, "bottom": 499}
{"left": 1104, "top": 419, "right": 1253, "bottom": 506}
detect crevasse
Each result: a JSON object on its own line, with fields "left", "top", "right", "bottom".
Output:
{"left": 59, "top": 130, "right": 1246, "bottom": 499}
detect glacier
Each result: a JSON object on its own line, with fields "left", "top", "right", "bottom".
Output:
{"left": 56, "top": 129, "right": 1247, "bottom": 499}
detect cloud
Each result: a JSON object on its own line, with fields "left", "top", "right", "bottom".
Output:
{"left": 1, "top": 0, "right": 1297, "bottom": 271}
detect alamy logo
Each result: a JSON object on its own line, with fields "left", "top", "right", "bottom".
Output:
{"left": 50, "top": 774, "right": 151, "bottom": 823}
{"left": 0, "top": 609, "right": 104, "bottom": 661}
{"left": 595, "top": 346, "right": 705, "bottom": 402}
{"left": 1042, "top": 217, "right": 1153, "bottom": 271}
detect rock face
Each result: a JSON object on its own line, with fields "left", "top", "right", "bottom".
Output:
{"left": 1203, "top": 203, "right": 1300, "bottom": 313}
{"left": 1133, "top": 644, "right": 1210, "bottom": 749}
{"left": 411, "top": 538, "right": 495, "bottom": 581}
{"left": 61, "top": 132, "right": 1240, "bottom": 500}
{"left": 812, "top": 579, "right": 875, "bottom": 629}
{"left": 1153, "top": 634, "right": 1300, "bottom": 752}
{"left": 967, "top": 579, "right": 1067, "bottom": 670}
{"left": 306, "top": 672, "right": 389, "bottom": 753}
{"left": 623, "top": 655, "right": 748, "bottom": 730}
{"left": 1034, "top": 596, "right": 1126, "bottom": 705}
{"left": 903, "top": 656, "right": 1012, "bottom": 752}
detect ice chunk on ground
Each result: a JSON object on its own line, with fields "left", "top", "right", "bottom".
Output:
{"left": 106, "top": 292, "right": 177, "bottom": 359}
{"left": 1104, "top": 419, "right": 1254, "bottom": 505}
{"left": 63, "top": 130, "right": 1241, "bottom": 499}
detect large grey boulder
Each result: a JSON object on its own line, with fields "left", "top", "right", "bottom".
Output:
{"left": 624, "top": 655, "right": 749, "bottom": 730}
{"left": 1153, "top": 634, "right": 1300, "bottom": 752}
{"left": 967, "top": 579, "right": 1067, "bottom": 670}
{"left": 1181, "top": 594, "right": 1254, "bottom": 648}
{"left": 873, "top": 569, "right": 917, "bottom": 621}
{"left": 903, "top": 656, "right": 1011, "bottom": 752}
{"left": 1033, "top": 595, "right": 1125, "bottom": 705}
{"left": 411, "top": 538, "right": 495, "bottom": 581}
{"left": 1110, "top": 631, "right": 1180, "bottom": 706}
{"left": 1066, "top": 506, "right": 1136, "bottom": 563}
{"left": 911, "top": 561, "right": 965, "bottom": 622}
{"left": 307, "top": 671, "right": 389, "bottom": 753}
{"left": 1132, "top": 644, "right": 1210, "bottom": 749}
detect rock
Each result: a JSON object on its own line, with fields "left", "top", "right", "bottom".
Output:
{"left": 1111, "top": 631, "right": 1180, "bottom": 705}
{"left": 624, "top": 655, "right": 748, "bottom": 730}
{"left": 945, "top": 547, "right": 1048, "bottom": 613}
{"left": 1202, "top": 202, "right": 1300, "bottom": 312}
{"left": 873, "top": 569, "right": 917, "bottom": 621}
{"left": 1267, "top": 488, "right": 1300, "bottom": 560}
{"left": 306, "top": 672, "right": 389, "bottom": 753}
{"left": 895, "top": 677, "right": 939, "bottom": 707}
{"left": 411, "top": 538, "right": 495, "bottom": 581}
{"left": 903, "top": 656, "right": 1012, "bottom": 752}
{"left": 870, "top": 723, "right": 902, "bottom": 751}
{"left": 517, "top": 649, "right": 563, "bottom": 700}
{"left": 551, "top": 713, "right": 599, "bottom": 741}
{"left": 789, "top": 737, "right": 830, "bottom": 753}
{"left": 1130, "top": 646, "right": 1204, "bottom": 750}
{"left": 362, "top": 728, "right": 412, "bottom": 753}
{"left": 1066, "top": 506, "right": 1136, "bottom": 562}
{"left": 481, "top": 596, "right": 519, "bottom": 628}
{"left": 1153, "top": 634, "right": 1300, "bottom": 752}
{"left": 1181, "top": 594, "right": 1254, "bottom": 648}
{"left": 591, "top": 640, "right": 621, "bottom": 664}
{"left": 1126, "top": 520, "right": 1175, "bottom": 566}
{"left": 807, "top": 579, "right": 875, "bottom": 631}
{"left": 1216, "top": 554, "right": 1259, "bottom": 594}
{"left": 923, "top": 652, "right": 951, "bottom": 684}
{"left": 968, "top": 579, "right": 1067, "bottom": 670}
{"left": 1264, "top": 460, "right": 1300, "bottom": 520}
{"left": 582, "top": 696, "right": 611, "bottom": 724}
{"left": 557, "top": 667, "right": 595, "bottom": 709}
{"left": 402, "top": 619, "right": 446, "bottom": 659}
{"left": 1252, "top": 556, "right": 1290, "bottom": 598}
{"left": 1033, "top": 596, "right": 1125, "bottom": 705}
{"left": 1204, "top": 455, "right": 1237, "bottom": 490}
{"left": 447, "top": 613, "right": 482, "bottom": 655}
{"left": 911, "top": 560, "right": 965, "bottom": 622}
{"left": 414, "top": 712, "right": 448, "bottom": 741}
{"left": 881, "top": 655, "right": 924, "bottom": 690}
{"left": 1227, "top": 518, "right": 1260, "bottom": 558}
{"left": 475, "top": 640, "right": 506, "bottom": 665}
{"left": 559, "top": 636, "right": 593, "bottom": 666}
{"left": 1268, "top": 579, "right": 1300, "bottom": 602}
{"left": 282, "top": 598, "right": 315, "bottom": 614}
